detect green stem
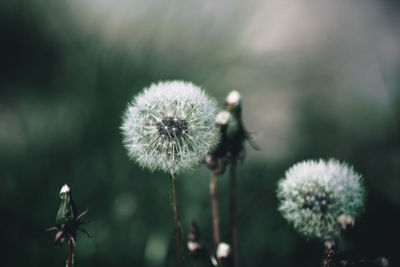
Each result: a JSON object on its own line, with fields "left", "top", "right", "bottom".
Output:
{"left": 229, "top": 160, "right": 238, "bottom": 267}
{"left": 169, "top": 173, "right": 185, "bottom": 267}
{"left": 211, "top": 169, "right": 220, "bottom": 249}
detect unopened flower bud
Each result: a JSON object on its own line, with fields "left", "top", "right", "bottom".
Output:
{"left": 216, "top": 242, "right": 231, "bottom": 260}
{"left": 187, "top": 221, "right": 205, "bottom": 258}
{"left": 226, "top": 91, "right": 241, "bottom": 107}
{"left": 187, "top": 241, "right": 201, "bottom": 253}
{"left": 215, "top": 111, "right": 230, "bottom": 127}
{"left": 47, "top": 184, "right": 90, "bottom": 246}
{"left": 60, "top": 184, "right": 70, "bottom": 195}
{"left": 56, "top": 184, "right": 77, "bottom": 226}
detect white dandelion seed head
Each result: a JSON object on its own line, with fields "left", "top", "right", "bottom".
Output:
{"left": 60, "top": 184, "right": 70, "bottom": 195}
{"left": 215, "top": 110, "right": 230, "bottom": 126}
{"left": 277, "top": 159, "right": 365, "bottom": 240}
{"left": 226, "top": 90, "right": 241, "bottom": 106}
{"left": 121, "top": 80, "right": 219, "bottom": 174}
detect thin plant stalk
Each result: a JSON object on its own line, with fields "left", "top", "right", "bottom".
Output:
{"left": 210, "top": 169, "right": 220, "bottom": 249}
{"left": 229, "top": 160, "right": 238, "bottom": 267}
{"left": 169, "top": 173, "right": 185, "bottom": 267}
{"left": 67, "top": 238, "right": 73, "bottom": 267}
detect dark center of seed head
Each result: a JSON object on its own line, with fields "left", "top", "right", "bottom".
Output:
{"left": 157, "top": 116, "right": 188, "bottom": 140}
{"left": 301, "top": 187, "right": 332, "bottom": 214}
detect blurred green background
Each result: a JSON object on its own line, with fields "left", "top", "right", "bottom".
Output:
{"left": 1, "top": 0, "right": 400, "bottom": 266}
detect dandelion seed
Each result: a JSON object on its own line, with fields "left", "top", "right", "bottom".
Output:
{"left": 121, "top": 80, "right": 219, "bottom": 174}
{"left": 277, "top": 159, "right": 365, "bottom": 240}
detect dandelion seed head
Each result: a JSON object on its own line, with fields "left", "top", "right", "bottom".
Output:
{"left": 121, "top": 80, "right": 219, "bottom": 174}
{"left": 277, "top": 159, "right": 365, "bottom": 240}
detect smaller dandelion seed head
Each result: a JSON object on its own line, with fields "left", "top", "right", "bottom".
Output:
{"left": 226, "top": 90, "right": 241, "bottom": 106}
{"left": 277, "top": 159, "right": 365, "bottom": 240}
{"left": 121, "top": 80, "right": 219, "bottom": 174}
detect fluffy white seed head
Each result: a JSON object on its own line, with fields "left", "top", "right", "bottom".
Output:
{"left": 60, "top": 184, "right": 70, "bottom": 195}
{"left": 226, "top": 90, "right": 241, "bottom": 106}
{"left": 277, "top": 159, "right": 365, "bottom": 240}
{"left": 121, "top": 81, "right": 219, "bottom": 174}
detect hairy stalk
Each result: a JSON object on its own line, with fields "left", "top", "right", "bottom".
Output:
{"left": 211, "top": 169, "right": 220, "bottom": 249}
{"left": 169, "top": 173, "right": 185, "bottom": 267}
{"left": 67, "top": 238, "right": 73, "bottom": 267}
{"left": 229, "top": 160, "right": 238, "bottom": 267}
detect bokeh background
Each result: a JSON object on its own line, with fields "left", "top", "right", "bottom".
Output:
{"left": 1, "top": 0, "right": 400, "bottom": 266}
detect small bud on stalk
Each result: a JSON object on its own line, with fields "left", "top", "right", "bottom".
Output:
{"left": 224, "top": 91, "right": 259, "bottom": 161}
{"left": 187, "top": 221, "right": 206, "bottom": 258}
{"left": 46, "top": 184, "right": 90, "bottom": 267}
{"left": 216, "top": 242, "right": 231, "bottom": 260}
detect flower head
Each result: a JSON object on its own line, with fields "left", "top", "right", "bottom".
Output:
{"left": 277, "top": 159, "right": 365, "bottom": 240}
{"left": 121, "top": 81, "right": 219, "bottom": 174}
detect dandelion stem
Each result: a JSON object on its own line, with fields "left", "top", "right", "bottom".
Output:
{"left": 67, "top": 238, "right": 73, "bottom": 267}
{"left": 229, "top": 160, "right": 238, "bottom": 267}
{"left": 169, "top": 173, "right": 185, "bottom": 267}
{"left": 210, "top": 169, "right": 220, "bottom": 249}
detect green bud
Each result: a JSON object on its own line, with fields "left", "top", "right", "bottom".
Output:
{"left": 225, "top": 91, "right": 246, "bottom": 157}
{"left": 56, "top": 185, "right": 77, "bottom": 226}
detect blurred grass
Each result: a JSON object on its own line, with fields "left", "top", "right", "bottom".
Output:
{"left": 1, "top": 0, "right": 400, "bottom": 266}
